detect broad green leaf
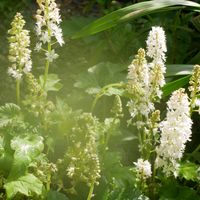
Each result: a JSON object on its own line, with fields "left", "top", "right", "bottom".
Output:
{"left": 72, "top": 0, "right": 200, "bottom": 38}
{"left": 47, "top": 190, "right": 69, "bottom": 200}
{"left": 74, "top": 62, "right": 126, "bottom": 93}
{"left": 39, "top": 74, "right": 63, "bottom": 92}
{"left": 179, "top": 162, "right": 199, "bottom": 181}
{"left": 11, "top": 135, "right": 44, "bottom": 161}
{"left": 160, "top": 180, "right": 200, "bottom": 200}
{"left": 7, "top": 159, "right": 29, "bottom": 181}
{"left": 4, "top": 173, "right": 43, "bottom": 199}
{"left": 162, "top": 75, "right": 190, "bottom": 97}
{"left": 166, "top": 65, "right": 193, "bottom": 77}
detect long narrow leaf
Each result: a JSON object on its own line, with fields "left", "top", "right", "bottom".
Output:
{"left": 162, "top": 75, "right": 190, "bottom": 97}
{"left": 72, "top": 0, "right": 200, "bottom": 38}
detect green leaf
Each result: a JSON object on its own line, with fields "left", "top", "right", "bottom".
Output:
{"left": 72, "top": 0, "right": 200, "bottom": 38}
{"left": 179, "top": 162, "right": 199, "bottom": 181}
{"left": 0, "top": 103, "right": 21, "bottom": 128}
{"left": 162, "top": 75, "right": 190, "bottom": 97}
{"left": 11, "top": 135, "right": 44, "bottom": 162}
{"left": 39, "top": 74, "right": 63, "bottom": 92}
{"left": 47, "top": 191, "right": 69, "bottom": 200}
{"left": 74, "top": 62, "right": 126, "bottom": 92}
{"left": 7, "top": 159, "right": 28, "bottom": 181}
{"left": 4, "top": 173, "right": 43, "bottom": 199}
{"left": 160, "top": 180, "right": 200, "bottom": 200}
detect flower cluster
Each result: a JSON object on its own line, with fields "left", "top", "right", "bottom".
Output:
{"left": 35, "top": 0, "right": 64, "bottom": 61}
{"left": 156, "top": 88, "right": 192, "bottom": 176}
{"left": 65, "top": 113, "right": 101, "bottom": 187}
{"left": 146, "top": 26, "right": 167, "bottom": 99}
{"left": 134, "top": 158, "right": 152, "bottom": 179}
{"left": 127, "top": 48, "right": 154, "bottom": 124}
{"left": 146, "top": 26, "right": 167, "bottom": 64}
{"left": 8, "top": 13, "right": 32, "bottom": 80}
{"left": 111, "top": 95, "right": 123, "bottom": 118}
{"left": 189, "top": 65, "right": 200, "bottom": 112}
{"left": 127, "top": 26, "right": 167, "bottom": 129}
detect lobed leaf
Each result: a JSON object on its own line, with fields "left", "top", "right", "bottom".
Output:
{"left": 39, "top": 74, "right": 63, "bottom": 92}
{"left": 4, "top": 173, "right": 43, "bottom": 199}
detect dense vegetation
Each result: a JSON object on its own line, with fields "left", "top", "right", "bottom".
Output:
{"left": 0, "top": 0, "right": 200, "bottom": 199}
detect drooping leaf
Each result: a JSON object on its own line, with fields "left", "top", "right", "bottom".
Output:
{"left": 39, "top": 74, "right": 63, "bottom": 92}
{"left": 72, "top": 0, "right": 200, "bottom": 38}
{"left": 162, "top": 75, "right": 190, "bottom": 97}
{"left": 4, "top": 173, "right": 43, "bottom": 199}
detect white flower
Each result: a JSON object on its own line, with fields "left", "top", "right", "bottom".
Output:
{"left": 35, "top": 42, "right": 42, "bottom": 51}
{"left": 146, "top": 26, "right": 167, "bottom": 64}
{"left": 134, "top": 158, "right": 152, "bottom": 178}
{"left": 127, "top": 48, "right": 149, "bottom": 87}
{"left": 67, "top": 165, "right": 75, "bottom": 177}
{"left": 8, "top": 13, "right": 32, "bottom": 80}
{"left": 45, "top": 49, "right": 58, "bottom": 62}
{"left": 23, "top": 60, "right": 32, "bottom": 74}
{"left": 156, "top": 88, "right": 192, "bottom": 176}
{"left": 8, "top": 67, "right": 22, "bottom": 80}
{"left": 35, "top": 0, "right": 64, "bottom": 47}
{"left": 149, "top": 62, "right": 166, "bottom": 98}
{"left": 127, "top": 49, "right": 154, "bottom": 120}
{"left": 146, "top": 27, "right": 167, "bottom": 99}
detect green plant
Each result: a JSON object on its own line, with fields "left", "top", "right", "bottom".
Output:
{"left": 1, "top": 0, "right": 200, "bottom": 199}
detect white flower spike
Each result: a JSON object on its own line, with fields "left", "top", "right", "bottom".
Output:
{"left": 156, "top": 88, "right": 192, "bottom": 176}
{"left": 146, "top": 26, "right": 167, "bottom": 64}
{"left": 8, "top": 13, "right": 32, "bottom": 80}
{"left": 35, "top": 0, "right": 64, "bottom": 47}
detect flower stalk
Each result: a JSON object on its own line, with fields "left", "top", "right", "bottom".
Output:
{"left": 35, "top": 0, "right": 64, "bottom": 89}
{"left": 8, "top": 12, "right": 32, "bottom": 104}
{"left": 87, "top": 182, "right": 95, "bottom": 200}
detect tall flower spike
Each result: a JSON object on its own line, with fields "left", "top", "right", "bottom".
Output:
{"left": 35, "top": 0, "right": 64, "bottom": 50}
{"left": 146, "top": 26, "right": 167, "bottom": 99}
{"left": 156, "top": 88, "right": 192, "bottom": 177}
{"left": 127, "top": 48, "right": 154, "bottom": 124}
{"left": 8, "top": 13, "right": 32, "bottom": 80}
{"left": 146, "top": 26, "right": 167, "bottom": 64}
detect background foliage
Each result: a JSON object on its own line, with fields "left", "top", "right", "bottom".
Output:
{"left": 0, "top": 0, "right": 200, "bottom": 199}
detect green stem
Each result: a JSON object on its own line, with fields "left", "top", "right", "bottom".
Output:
{"left": 43, "top": 42, "right": 51, "bottom": 88}
{"left": 46, "top": 174, "right": 51, "bottom": 192}
{"left": 16, "top": 79, "right": 20, "bottom": 105}
{"left": 87, "top": 182, "right": 94, "bottom": 200}
{"left": 191, "top": 144, "right": 200, "bottom": 155}
{"left": 91, "top": 83, "right": 124, "bottom": 112}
